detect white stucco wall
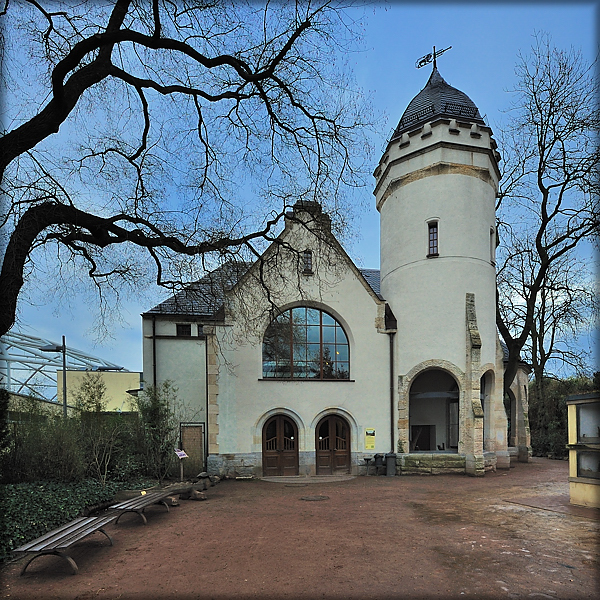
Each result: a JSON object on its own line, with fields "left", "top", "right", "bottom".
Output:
{"left": 376, "top": 120, "right": 499, "bottom": 375}
{"left": 142, "top": 317, "right": 207, "bottom": 422}
{"left": 214, "top": 219, "right": 393, "bottom": 460}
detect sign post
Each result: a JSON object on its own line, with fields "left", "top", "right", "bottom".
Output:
{"left": 175, "top": 449, "right": 188, "bottom": 482}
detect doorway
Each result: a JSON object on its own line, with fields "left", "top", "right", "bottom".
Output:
{"left": 262, "top": 415, "right": 299, "bottom": 476}
{"left": 315, "top": 415, "right": 351, "bottom": 474}
{"left": 409, "top": 369, "right": 459, "bottom": 452}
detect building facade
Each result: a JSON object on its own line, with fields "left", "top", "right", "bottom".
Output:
{"left": 142, "top": 66, "right": 530, "bottom": 477}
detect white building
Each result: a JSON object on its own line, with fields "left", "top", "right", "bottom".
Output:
{"left": 142, "top": 66, "right": 530, "bottom": 477}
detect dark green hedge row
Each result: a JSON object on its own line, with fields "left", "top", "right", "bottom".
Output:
{"left": 0, "top": 479, "right": 153, "bottom": 563}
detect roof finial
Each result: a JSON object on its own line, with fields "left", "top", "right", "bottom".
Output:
{"left": 415, "top": 45, "right": 452, "bottom": 70}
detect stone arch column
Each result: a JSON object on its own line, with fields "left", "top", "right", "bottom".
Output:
{"left": 509, "top": 365, "right": 531, "bottom": 462}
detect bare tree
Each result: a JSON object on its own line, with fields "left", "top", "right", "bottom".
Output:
{"left": 496, "top": 33, "right": 599, "bottom": 394}
{"left": 498, "top": 234, "right": 597, "bottom": 402}
{"left": 0, "top": 0, "right": 371, "bottom": 337}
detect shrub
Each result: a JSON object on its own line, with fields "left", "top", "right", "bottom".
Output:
{"left": 1, "top": 398, "right": 85, "bottom": 483}
{"left": 133, "top": 382, "right": 179, "bottom": 483}
{"left": 529, "top": 375, "right": 597, "bottom": 458}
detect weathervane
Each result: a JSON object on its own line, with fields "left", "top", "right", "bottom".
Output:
{"left": 415, "top": 45, "right": 452, "bottom": 69}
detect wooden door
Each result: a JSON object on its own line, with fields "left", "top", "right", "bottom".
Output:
{"left": 181, "top": 424, "right": 205, "bottom": 478}
{"left": 262, "top": 415, "right": 299, "bottom": 476}
{"left": 316, "top": 415, "right": 350, "bottom": 475}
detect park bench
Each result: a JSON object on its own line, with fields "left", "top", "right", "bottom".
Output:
{"left": 108, "top": 490, "right": 173, "bottom": 525}
{"left": 14, "top": 513, "right": 118, "bottom": 575}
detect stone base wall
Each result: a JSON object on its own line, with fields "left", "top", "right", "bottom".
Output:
{"left": 483, "top": 451, "right": 497, "bottom": 472}
{"left": 208, "top": 451, "right": 508, "bottom": 477}
{"left": 396, "top": 453, "right": 466, "bottom": 475}
{"left": 207, "top": 452, "right": 374, "bottom": 477}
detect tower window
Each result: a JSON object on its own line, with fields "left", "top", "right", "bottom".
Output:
{"left": 490, "top": 227, "right": 496, "bottom": 265}
{"left": 428, "top": 221, "right": 439, "bottom": 257}
{"left": 302, "top": 249, "right": 313, "bottom": 274}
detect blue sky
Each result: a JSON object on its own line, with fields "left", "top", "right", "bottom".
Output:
{"left": 12, "top": 1, "right": 598, "bottom": 374}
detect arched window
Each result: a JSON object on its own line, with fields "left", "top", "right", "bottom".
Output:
{"left": 427, "top": 221, "right": 439, "bottom": 257}
{"left": 262, "top": 307, "right": 349, "bottom": 380}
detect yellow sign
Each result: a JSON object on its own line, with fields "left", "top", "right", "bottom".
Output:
{"left": 365, "top": 428, "right": 375, "bottom": 450}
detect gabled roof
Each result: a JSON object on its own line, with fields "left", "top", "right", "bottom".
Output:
{"left": 143, "top": 264, "right": 383, "bottom": 319}
{"left": 359, "top": 269, "right": 383, "bottom": 300}
{"left": 391, "top": 67, "right": 485, "bottom": 140}
{"left": 142, "top": 262, "right": 251, "bottom": 318}
{"left": 144, "top": 201, "right": 386, "bottom": 320}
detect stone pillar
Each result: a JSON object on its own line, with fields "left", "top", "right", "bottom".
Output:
{"left": 396, "top": 374, "right": 410, "bottom": 457}
{"left": 511, "top": 366, "right": 531, "bottom": 462}
{"left": 493, "top": 340, "right": 511, "bottom": 469}
{"left": 465, "top": 293, "right": 484, "bottom": 476}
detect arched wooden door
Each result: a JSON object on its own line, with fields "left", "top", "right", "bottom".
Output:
{"left": 262, "top": 415, "right": 299, "bottom": 476}
{"left": 316, "top": 415, "right": 351, "bottom": 474}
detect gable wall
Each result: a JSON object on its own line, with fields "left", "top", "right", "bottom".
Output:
{"left": 213, "top": 222, "right": 392, "bottom": 473}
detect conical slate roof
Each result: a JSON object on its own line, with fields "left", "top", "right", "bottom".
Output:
{"left": 391, "top": 67, "right": 484, "bottom": 140}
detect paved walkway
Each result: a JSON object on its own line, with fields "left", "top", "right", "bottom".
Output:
{"left": 260, "top": 474, "right": 356, "bottom": 484}
{"left": 3, "top": 458, "right": 598, "bottom": 600}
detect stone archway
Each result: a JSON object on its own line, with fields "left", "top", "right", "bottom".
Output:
{"left": 408, "top": 369, "right": 460, "bottom": 453}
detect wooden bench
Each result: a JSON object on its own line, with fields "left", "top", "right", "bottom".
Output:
{"left": 14, "top": 514, "right": 118, "bottom": 575}
{"left": 108, "top": 490, "right": 172, "bottom": 525}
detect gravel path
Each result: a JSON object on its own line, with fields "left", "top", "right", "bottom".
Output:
{"left": 3, "top": 457, "right": 598, "bottom": 600}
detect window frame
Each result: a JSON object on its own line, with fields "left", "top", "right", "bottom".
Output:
{"left": 490, "top": 227, "right": 496, "bottom": 265}
{"left": 302, "top": 249, "right": 313, "bottom": 274}
{"left": 427, "top": 220, "right": 439, "bottom": 257}
{"left": 176, "top": 323, "right": 192, "bottom": 337}
{"left": 262, "top": 307, "right": 350, "bottom": 380}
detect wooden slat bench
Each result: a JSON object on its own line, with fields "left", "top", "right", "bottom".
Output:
{"left": 108, "top": 490, "right": 172, "bottom": 525}
{"left": 14, "top": 514, "right": 118, "bottom": 575}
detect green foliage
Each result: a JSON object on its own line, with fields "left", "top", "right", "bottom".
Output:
{"left": 0, "top": 478, "right": 156, "bottom": 563}
{"left": 0, "top": 389, "right": 9, "bottom": 452}
{"left": 1, "top": 380, "right": 185, "bottom": 487}
{"left": 0, "top": 396, "right": 147, "bottom": 485}
{"left": 133, "top": 382, "right": 179, "bottom": 484}
{"left": 529, "top": 374, "right": 597, "bottom": 458}
{"left": 71, "top": 372, "right": 110, "bottom": 412}
{"left": 1, "top": 398, "right": 85, "bottom": 483}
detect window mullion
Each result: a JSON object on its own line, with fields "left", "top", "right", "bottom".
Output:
{"left": 289, "top": 309, "right": 294, "bottom": 380}
{"left": 319, "top": 310, "right": 323, "bottom": 379}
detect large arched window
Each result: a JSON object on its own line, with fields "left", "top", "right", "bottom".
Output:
{"left": 262, "top": 307, "right": 349, "bottom": 380}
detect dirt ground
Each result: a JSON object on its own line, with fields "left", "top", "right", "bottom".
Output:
{"left": 2, "top": 458, "right": 598, "bottom": 600}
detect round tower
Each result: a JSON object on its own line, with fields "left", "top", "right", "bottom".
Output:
{"left": 375, "top": 67, "right": 506, "bottom": 475}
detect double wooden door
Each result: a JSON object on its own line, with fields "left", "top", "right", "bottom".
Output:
{"left": 316, "top": 415, "right": 351, "bottom": 474}
{"left": 262, "top": 415, "right": 299, "bottom": 476}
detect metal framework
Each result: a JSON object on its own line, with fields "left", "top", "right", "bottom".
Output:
{"left": 0, "top": 331, "right": 126, "bottom": 402}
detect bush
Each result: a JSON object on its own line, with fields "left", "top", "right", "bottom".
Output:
{"left": 1, "top": 380, "right": 184, "bottom": 486}
{"left": 133, "top": 382, "right": 179, "bottom": 483}
{"left": 529, "top": 375, "right": 597, "bottom": 458}
{"left": 1, "top": 398, "right": 85, "bottom": 483}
